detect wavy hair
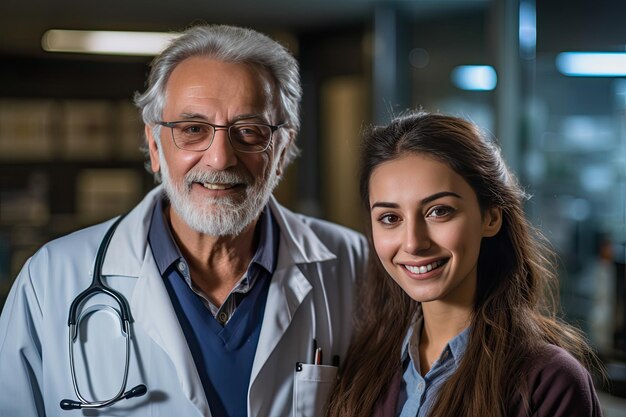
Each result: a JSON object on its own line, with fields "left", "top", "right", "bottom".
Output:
{"left": 326, "top": 110, "right": 598, "bottom": 417}
{"left": 134, "top": 24, "right": 302, "bottom": 181}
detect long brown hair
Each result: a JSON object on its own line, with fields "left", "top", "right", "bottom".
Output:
{"left": 326, "top": 111, "right": 599, "bottom": 417}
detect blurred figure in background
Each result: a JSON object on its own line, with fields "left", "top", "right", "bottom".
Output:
{"left": 588, "top": 232, "right": 616, "bottom": 357}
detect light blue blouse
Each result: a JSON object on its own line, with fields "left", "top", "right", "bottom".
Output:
{"left": 397, "top": 317, "right": 470, "bottom": 417}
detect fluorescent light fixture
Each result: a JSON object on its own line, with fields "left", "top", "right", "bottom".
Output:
{"left": 556, "top": 52, "right": 626, "bottom": 77}
{"left": 42, "top": 29, "right": 180, "bottom": 56}
{"left": 519, "top": 0, "right": 536, "bottom": 59}
{"left": 451, "top": 65, "right": 497, "bottom": 91}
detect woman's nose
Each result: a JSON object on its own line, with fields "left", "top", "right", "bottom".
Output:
{"left": 402, "top": 220, "right": 431, "bottom": 254}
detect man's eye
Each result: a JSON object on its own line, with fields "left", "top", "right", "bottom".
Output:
{"left": 179, "top": 125, "right": 209, "bottom": 136}
{"left": 182, "top": 125, "right": 207, "bottom": 134}
{"left": 239, "top": 127, "right": 261, "bottom": 135}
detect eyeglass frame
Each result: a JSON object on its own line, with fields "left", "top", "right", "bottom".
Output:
{"left": 157, "top": 120, "right": 288, "bottom": 153}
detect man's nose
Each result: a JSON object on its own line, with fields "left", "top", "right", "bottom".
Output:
{"left": 200, "top": 128, "right": 238, "bottom": 170}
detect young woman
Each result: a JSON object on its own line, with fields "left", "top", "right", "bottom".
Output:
{"left": 326, "top": 111, "right": 603, "bottom": 417}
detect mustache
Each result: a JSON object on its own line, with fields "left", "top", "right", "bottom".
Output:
{"left": 183, "top": 168, "right": 252, "bottom": 188}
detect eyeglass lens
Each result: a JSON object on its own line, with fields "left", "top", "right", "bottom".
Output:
{"left": 170, "top": 122, "right": 272, "bottom": 152}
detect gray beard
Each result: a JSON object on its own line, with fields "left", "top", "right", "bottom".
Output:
{"left": 159, "top": 148, "right": 279, "bottom": 237}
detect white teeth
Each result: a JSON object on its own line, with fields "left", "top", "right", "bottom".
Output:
{"left": 203, "top": 183, "right": 231, "bottom": 190}
{"left": 406, "top": 260, "right": 444, "bottom": 275}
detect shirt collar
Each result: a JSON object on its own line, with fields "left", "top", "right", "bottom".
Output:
{"left": 148, "top": 195, "right": 278, "bottom": 276}
{"left": 401, "top": 310, "right": 471, "bottom": 365}
{"left": 148, "top": 197, "right": 181, "bottom": 275}
{"left": 250, "top": 204, "right": 277, "bottom": 274}
{"left": 447, "top": 325, "right": 470, "bottom": 362}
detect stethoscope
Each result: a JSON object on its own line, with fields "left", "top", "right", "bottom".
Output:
{"left": 60, "top": 214, "right": 148, "bottom": 410}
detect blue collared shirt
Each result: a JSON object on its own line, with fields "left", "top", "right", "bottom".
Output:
{"left": 397, "top": 317, "right": 470, "bottom": 417}
{"left": 148, "top": 196, "right": 278, "bottom": 325}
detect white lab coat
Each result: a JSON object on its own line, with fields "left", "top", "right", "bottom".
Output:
{"left": 0, "top": 186, "right": 368, "bottom": 417}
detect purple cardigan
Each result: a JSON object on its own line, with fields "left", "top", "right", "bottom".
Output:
{"left": 373, "top": 344, "right": 603, "bottom": 417}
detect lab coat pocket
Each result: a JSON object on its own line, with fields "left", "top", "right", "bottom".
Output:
{"left": 293, "top": 363, "right": 338, "bottom": 417}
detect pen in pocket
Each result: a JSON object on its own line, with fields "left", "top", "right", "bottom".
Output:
{"left": 314, "top": 347, "right": 323, "bottom": 365}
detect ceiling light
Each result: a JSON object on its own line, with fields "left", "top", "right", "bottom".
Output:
{"left": 518, "top": 0, "right": 536, "bottom": 59}
{"left": 556, "top": 52, "right": 626, "bottom": 77}
{"left": 42, "top": 29, "right": 180, "bottom": 56}
{"left": 451, "top": 65, "right": 497, "bottom": 91}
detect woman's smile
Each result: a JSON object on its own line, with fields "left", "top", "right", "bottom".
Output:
{"left": 402, "top": 258, "right": 449, "bottom": 277}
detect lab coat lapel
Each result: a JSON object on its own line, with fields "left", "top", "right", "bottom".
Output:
{"left": 130, "top": 236, "right": 211, "bottom": 416}
{"left": 249, "top": 198, "right": 336, "bottom": 382}
{"left": 249, "top": 245, "right": 312, "bottom": 382}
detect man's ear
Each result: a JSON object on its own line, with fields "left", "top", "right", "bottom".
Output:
{"left": 146, "top": 125, "right": 161, "bottom": 174}
{"left": 482, "top": 206, "right": 502, "bottom": 237}
{"left": 276, "top": 130, "right": 294, "bottom": 177}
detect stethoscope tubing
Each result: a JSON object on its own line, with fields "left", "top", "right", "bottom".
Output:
{"left": 66, "top": 215, "right": 131, "bottom": 326}
{"left": 66, "top": 320, "right": 132, "bottom": 408}
{"left": 61, "top": 214, "right": 147, "bottom": 410}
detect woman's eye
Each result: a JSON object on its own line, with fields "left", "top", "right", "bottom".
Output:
{"left": 427, "top": 206, "right": 454, "bottom": 218}
{"left": 378, "top": 213, "right": 400, "bottom": 225}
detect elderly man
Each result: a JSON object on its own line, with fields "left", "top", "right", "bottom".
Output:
{"left": 0, "top": 25, "right": 367, "bottom": 417}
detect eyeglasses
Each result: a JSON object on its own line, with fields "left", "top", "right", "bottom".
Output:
{"left": 157, "top": 120, "right": 287, "bottom": 153}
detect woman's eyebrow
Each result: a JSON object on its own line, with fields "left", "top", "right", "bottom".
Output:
{"left": 421, "top": 191, "right": 462, "bottom": 205}
{"left": 370, "top": 191, "right": 462, "bottom": 211}
{"left": 370, "top": 201, "right": 398, "bottom": 210}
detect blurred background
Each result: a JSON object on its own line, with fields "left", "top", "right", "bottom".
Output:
{"left": 0, "top": 0, "right": 625, "bottom": 411}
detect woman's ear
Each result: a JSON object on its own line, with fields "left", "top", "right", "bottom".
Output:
{"left": 482, "top": 206, "right": 502, "bottom": 237}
